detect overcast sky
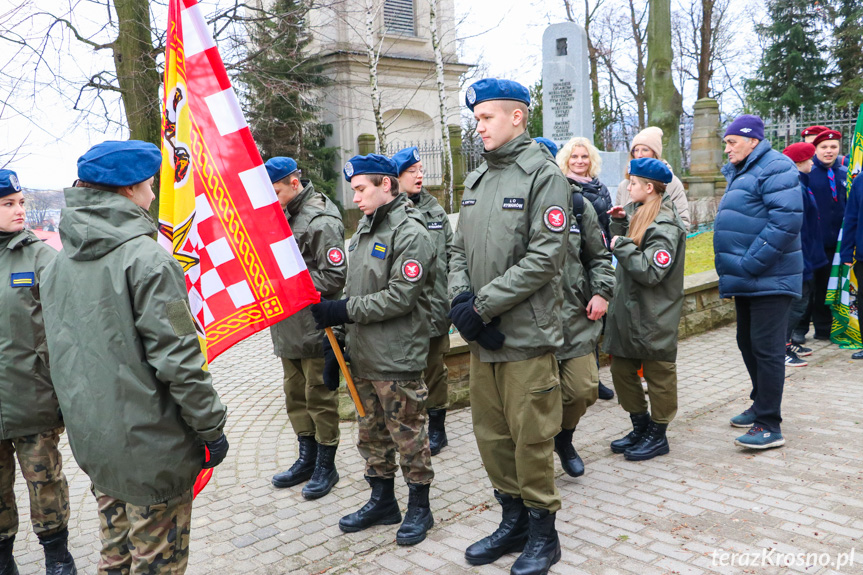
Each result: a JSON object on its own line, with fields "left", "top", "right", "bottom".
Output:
{"left": 1, "top": 0, "right": 756, "bottom": 190}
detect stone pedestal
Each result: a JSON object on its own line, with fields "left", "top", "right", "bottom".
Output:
{"left": 542, "top": 22, "right": 593, "bottom": 146}
{"left": 684, "top": 98, "right": 726, "bottom": 228}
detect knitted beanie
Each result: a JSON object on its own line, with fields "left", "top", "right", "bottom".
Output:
{"left": 630, "top": 127, "right": 664, "bottom": 159}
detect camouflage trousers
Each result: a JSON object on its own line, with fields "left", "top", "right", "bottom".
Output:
{"left": 93, "top": 486, "right": 192, "bottom": 575}
{"left": 355, "top": 378, "right": 434, "bottom": 485}
{"left": 0, "top": 427, "right": 71, "bottom": 540}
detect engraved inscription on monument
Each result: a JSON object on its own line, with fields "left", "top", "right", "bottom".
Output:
{"left": 549, "top": 80, "right": 575, "bottom": 142}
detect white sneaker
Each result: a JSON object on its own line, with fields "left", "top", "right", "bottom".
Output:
{"left": 785, "top": 350, "right": 808, "bottom": 367}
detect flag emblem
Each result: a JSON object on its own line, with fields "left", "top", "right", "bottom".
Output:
{"left": 402, "top": 259, "right": 423, "bottom": 282}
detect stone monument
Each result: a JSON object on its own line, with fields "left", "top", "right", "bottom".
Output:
{"left": 541, "top": 22, "right": 628, "bottom": 190}
{"left": 683, "top": 98, "right": 726, "bottom": 228}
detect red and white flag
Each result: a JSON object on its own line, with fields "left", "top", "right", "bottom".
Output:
{"left": 159, "top": 0, "right": 319, "bottom": 362}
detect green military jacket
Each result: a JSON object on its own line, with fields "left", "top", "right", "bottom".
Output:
{"left": 0, "top": 230, "right": 62, "bottom": 440}
{"left": 557, "top": 191, "right": 615, "bottom": 360}
{"left": 270, "top": 182, "right": 346, "bottom": 359}
{"left": 408, "top": 189, "right": 452, "bottom": 338}
{"left": 602, "top": 195, "right": 686, "bottom": 363}
{"left": 41, "top": 187, "right": 228, "bottom": 506}
{"left": 344, "top": 193, "right": 435, "bottom": 380}
{"left": 449, "top": 131, "right": 571, "bottom": 362}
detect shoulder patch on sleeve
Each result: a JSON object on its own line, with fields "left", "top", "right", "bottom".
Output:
{"left": 166, "top": 300, "right": 197, "bottom": 337}
{"left": 401, "top": 259, "right": 424, "bottom": 282}
{"left": 653, "top": 249, "right": 672, "bottom": 268}
{"left": 543, "top": 206, "right": 567, "bottom": 232}
{"left": 326, "top": 247, "right": 345, "bottom": 266}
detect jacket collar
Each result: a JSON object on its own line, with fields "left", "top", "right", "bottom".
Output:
{"left": 4, "top": 229, "right": 38, "bottom": 251}
{"left": 285, "top": 180, "right": 315, "bottom": 217}
{"left": 722, "top": 139, "right": 773, "bottom": 180}
{"left": 482, "top": 131, "right": 532, "bottom": 169}
{"left": 359, "top": 192, "right": 407, "bottom": 234}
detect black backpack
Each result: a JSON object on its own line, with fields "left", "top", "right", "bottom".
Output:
{"left": 571, "top": 187, "right": 610, "bottom": 248}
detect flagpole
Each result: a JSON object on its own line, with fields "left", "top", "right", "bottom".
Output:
{"left": 325, "top": 327, "right": 366, "bottom": 417}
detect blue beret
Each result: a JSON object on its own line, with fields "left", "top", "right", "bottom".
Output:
{"left": 0, "top": 169, "right": 22, "bottom": 199}
{"left": 724, "top": 114, "right": 764, "bottom": 141}
{"left": 465, "top": 78, "right": 530, "bottom": 111}
{"left": 265, "top": 157, "right": 298, "bottom": 184}
{"left": 391, "top": 147, "right": 421, "bottom": 175}
{"left": 77, "top": 140, "right": 161, "bottom": 187}
{"left": 344, "top": 154, "right": 398, "bottom": 182}
{"left": 629, "top": 158, "right": 673, "bottom": 184}
{"left": 534, "top": 137, "right": 558, "bottom": 159}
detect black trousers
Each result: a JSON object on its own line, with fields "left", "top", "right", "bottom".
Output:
{"left": 787, "top": 279, "right": 813, "bottom": 342}
{"left": 735, "top": 295, "right": 793, "bottom": 433}
{"left": 797, "top": 250, "right": 835, "bottom": 337}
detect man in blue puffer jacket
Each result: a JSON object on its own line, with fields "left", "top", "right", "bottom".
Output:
{"left": 714, "top": 115, "right": 803, "bottom": 450}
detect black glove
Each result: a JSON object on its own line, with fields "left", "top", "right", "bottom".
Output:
{"left": 450, "top": 291, "right": 473, "bottom": 310}
{"left": 311, "top": 298, "right": 351, "bottom": 329}
{"left": 476, "top": 317, "right": 506, "bottom": 351}
{"left": 322, "top": 335, "right": 343, "bottom": 391}
{"left": 202, "top": 434, "right": 229, "bottom": 469}
{"left": 448, "top": 295, "right": 484, "bottom": 341}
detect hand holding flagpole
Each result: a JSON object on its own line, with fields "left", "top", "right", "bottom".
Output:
{"left": 325, "top": 327, "right": 365, "bottom": 417}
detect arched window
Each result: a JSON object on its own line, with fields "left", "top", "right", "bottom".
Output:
{"left": 384, "top": 0, "right": 415, "bottom": 36}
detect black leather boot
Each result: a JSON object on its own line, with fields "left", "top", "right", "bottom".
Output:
{"left": 0, "top": 536, "right": 18, "bottom": 575}
{"left": 272, "top": 436, "right": 316, "bottom": 488}
{"left": 510, "top": 508, "right": 561, "bottom": 575}
{"left": 624, "top": 421, "right": 670, "bottom": 461}
{"left": 338, "top": 477, "right": 402, "bottom": 533}
{"left": 610, "top": 412, "right": 651, "bottom": 454}
{"left": 597, "top": 381, "right": 615, "bottom": 400}
{"left": 396, "top": 483, "right": 434, "bottom": 545}
{"left": 553, "top": 428, "right": 584, "bottom": 477}
{"left": 39, "top": 528, "right": 77, "bottom": 575}
{"left": 301, "top": 443, "right": 339, "bottom": 500}
{"left": 427, "top": 408, "right": 448, "bottom": 455}
{"left": 465, "top": 491, "right": 529, "bottom": 565}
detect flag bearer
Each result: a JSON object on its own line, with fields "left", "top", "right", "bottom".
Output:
{"left": 0, "top": 170, "right": 76, "bottom": 575}
{"left": 450, "top": 78, "right": 570, "bottom": 575}
{"left": 310, "top": 154, "right": 436, "bottom": 546}
{"left": 41, "top": 141, "right": 229, "bottom": 575}
{"left": 393, "top": 146, "right": 453, "bottom": 455}
{"left": 266, "top": 158, "right": 346, "bottom": 500}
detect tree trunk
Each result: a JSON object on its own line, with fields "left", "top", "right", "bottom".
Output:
{"left": 428, "top": 0, "right": 454, "bottom": 212}
{"left": 697, "top": 0, "right": 715, "bottom": 99}
{"left": 646, "top": 0, "right": 683, "bottom": 173}
{"left": 365, "top": 0, "right": 386, "bottom": 151}
{"left": 112, "top": 0, "right": 162, "bottom": 218}
{"left": 583, "top": 0, "right": 603, "bottom": 145}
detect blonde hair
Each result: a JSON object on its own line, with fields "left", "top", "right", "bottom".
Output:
{"left": 556, "top": 137, "right": 602, "bottom": 179}
{"left": 627, "top": 176, "right": 667, "bottom": 247}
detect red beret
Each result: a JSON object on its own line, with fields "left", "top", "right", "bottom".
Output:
{"left": 812, "top": 129, "right": 842, "bottom": 147}
{"left": 783, "top": 142, "right": 816, "bottom": 163}
{"left": 801, "top": 125, "right": 828, "bottom": 138}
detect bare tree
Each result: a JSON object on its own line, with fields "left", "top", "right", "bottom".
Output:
{"left": 671, "top": 0, "right": 738, "bottom": 101}
{"left": 428, "top": 0, "right": 454, "bottom": 211}
{"left": 562, "top": 0, "right": 608, "bottom": 143}
{"left": 23, "top": 190, "right": 65, "bottom": 229}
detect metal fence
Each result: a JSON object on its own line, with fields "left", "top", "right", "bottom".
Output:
{"left": 384, "top": 137, "right": 484, "bottom": 185}
{"left": 763, "top": 104, "right": 860, "bottom": 151}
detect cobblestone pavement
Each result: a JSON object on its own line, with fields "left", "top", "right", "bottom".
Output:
{"left": 8, "top": 325, "right": 862, "bottom": 574}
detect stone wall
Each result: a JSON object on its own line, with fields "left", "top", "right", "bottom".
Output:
{"left": 338, "top": 269, "right": 735, "bottom": 417}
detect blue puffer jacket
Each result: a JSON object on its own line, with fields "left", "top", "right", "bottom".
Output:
{"left": 714, "top": 139, "right": 803, "bottom": 298}
{"left": 798, "top": 172, "right": 829, "bottom": 279}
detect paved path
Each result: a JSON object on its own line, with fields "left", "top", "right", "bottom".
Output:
{"left": 10, "top": 326, "right": 862, "bottom": 574}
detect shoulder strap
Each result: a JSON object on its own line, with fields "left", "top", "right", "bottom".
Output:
{"left": 571, "top": 191, "right": 585, "bottom": 227}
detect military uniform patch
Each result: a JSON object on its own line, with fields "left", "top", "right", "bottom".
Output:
{"left": 502, "top": 197, "right": 525, "bottom": 210}
{"left": 543, "top": 206, "right": 567, "bottom": 232}
{"left": 372, "top": 242, "right": 387, "bottom": 259}
{"left": 402, "top": 259, "right": 423, "bottom": 282}
{"left": 327, "top": 247, "right": 345, "bottom": 266}
{"left": 10, "top": 271, "right": 35, "bottom": 287}
{"left": 413, "top": 149, "right": 421, "bottom": 161}
{"left": 9, "top": 174, "right": 20, "bottom": 191}
{"left": 569, "top": 223, "right": 580, "bottom": 233}
{"left": 461, "top": 199, "right": 476, "bottom": 206}
{"left": 466, "top": 86, "right": 477, "bottom": 105}
{"left": 653, "top": 249, "right": 672, "bottom": 268}
{"left": 344, "top": 162, "right": 354, "bottom": 177}
{"left": 427, "top": 221, "right": 444, "bottom": 230}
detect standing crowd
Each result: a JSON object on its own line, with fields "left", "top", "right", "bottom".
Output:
{"left": 0, "top": 78, "right": 859, "bottom": 575}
